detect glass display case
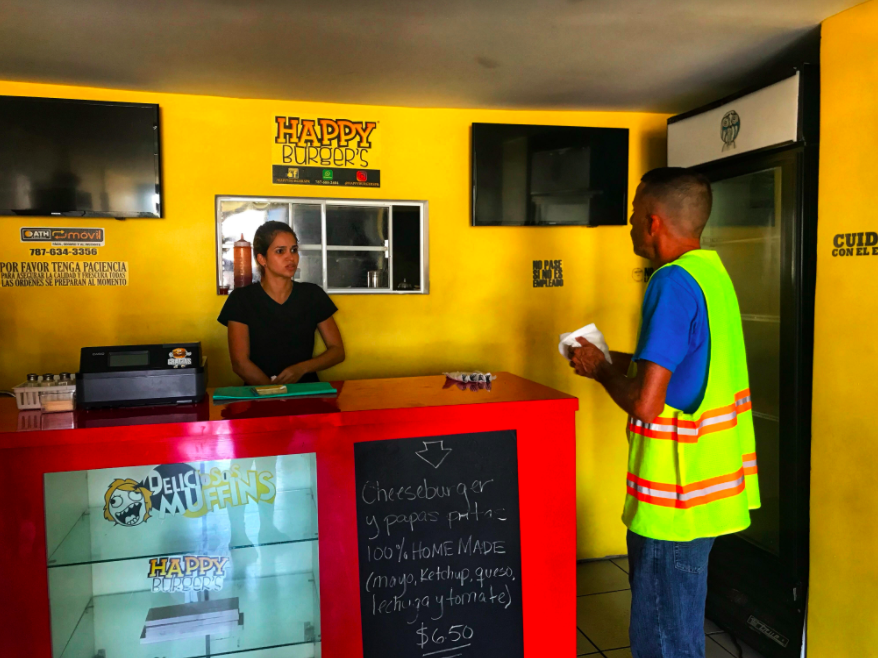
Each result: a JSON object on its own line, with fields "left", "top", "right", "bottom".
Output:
{"left": 44, "top": 453, "right": 320, "bottom": 658}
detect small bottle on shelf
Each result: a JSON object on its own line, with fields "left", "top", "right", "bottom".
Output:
{"left": 233, "top": 234, "right": 253, "bottom": 289}
{"left": 26, "top": 373, "right": 39, "bottom": 387}
{"left": 41, "top": 373, "right": 56, "bottom": 387}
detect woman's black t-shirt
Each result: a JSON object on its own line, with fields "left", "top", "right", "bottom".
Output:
{"left": 218, "top": 282, "right": 338, "bottom": 382}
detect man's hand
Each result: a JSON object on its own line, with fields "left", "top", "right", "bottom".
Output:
{"left": 569, "top": 337, "right": 608, "bottom": 379}
{"left": 566, "top": 334, "right": 670, "bottom": 423}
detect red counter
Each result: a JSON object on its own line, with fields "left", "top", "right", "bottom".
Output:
{"left": 0, "top": 373, "right": 577, "bottom": 657}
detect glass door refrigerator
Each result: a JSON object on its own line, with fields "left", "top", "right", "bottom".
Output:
{"left": 667, "top": 65, "right": 818, "bottom": 658}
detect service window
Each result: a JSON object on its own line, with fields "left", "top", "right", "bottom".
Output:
{"left": 216, "top": 197, "right": 428, "bottom": 295}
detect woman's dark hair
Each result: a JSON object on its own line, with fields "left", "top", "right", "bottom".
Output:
{"left": 253, "top": 221, "right": 298, "bottom": 274}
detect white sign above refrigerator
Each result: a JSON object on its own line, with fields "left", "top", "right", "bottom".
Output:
{"left": 668, "top": 72, "right": 800, "bottom": 168}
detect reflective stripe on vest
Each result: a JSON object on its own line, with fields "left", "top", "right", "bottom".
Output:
{"left": 627, "top": 465, "right": 750, "bottom": 509}
{"left": 628, "top": 389, "right": 752, "bottom": 443}
{"left": 743, "top": 452, "right": 758, "bottom": 476}
{"left": 627, "top": 451, "right": 759, "bottom": 510}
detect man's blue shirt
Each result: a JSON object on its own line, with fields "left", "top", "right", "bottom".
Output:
{"left": 633, "top": 265, "right": 710, "bottom": 414}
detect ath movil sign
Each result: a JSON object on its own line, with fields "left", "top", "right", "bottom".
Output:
{"left": 20, "top": 227, "right": 105, "bottom": 246}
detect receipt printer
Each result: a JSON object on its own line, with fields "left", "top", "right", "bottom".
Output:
{"left": 77, "top": 343, "right": 207, "bottom": 409}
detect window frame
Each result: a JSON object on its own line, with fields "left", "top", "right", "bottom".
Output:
{"left": 215, "top": 195, "right": 429, "bottom": 295}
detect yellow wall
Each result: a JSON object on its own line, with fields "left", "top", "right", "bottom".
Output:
{"left": 0, "top": 79, "right": 668, "bottom": 559}
{"left": 811, "top": 2, "right": 878, "bottom": 653}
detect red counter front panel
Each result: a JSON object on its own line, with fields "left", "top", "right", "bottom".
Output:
{"left": 0, "top": 379, "right": 576, "bottom": 658}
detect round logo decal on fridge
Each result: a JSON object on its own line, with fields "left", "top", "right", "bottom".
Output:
{"left": 721, "top": 110, "right": 740, "bottom": 151}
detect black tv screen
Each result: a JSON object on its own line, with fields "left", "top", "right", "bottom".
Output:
{"left": 0, "top": 96, "right": 162, "bottom": 218}
{"left": 472, "top": 123, "right": 628, "bottom": 226}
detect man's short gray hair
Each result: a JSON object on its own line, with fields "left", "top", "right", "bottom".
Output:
{"left": 640, "top": 167, "right": 713, "bottom": 237}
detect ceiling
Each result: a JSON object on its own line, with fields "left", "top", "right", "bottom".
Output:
{"left": 0, "top": 0, "right": 859, "bottom": 113}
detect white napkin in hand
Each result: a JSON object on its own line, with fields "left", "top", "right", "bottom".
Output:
{"left": 559, "top": 323, "right": 612, "bottom": 363}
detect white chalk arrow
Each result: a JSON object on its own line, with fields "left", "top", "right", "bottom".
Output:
{"left": 415, "top": 440, "right": 452, "bottom": 469}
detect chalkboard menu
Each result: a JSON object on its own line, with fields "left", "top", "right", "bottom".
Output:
{"left": 354, "top": 430, "right": 524, "bottom": 658}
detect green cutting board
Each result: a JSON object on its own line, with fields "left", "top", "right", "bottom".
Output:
{"left": 213, "top": 381, "right": 337, "bottom": 401}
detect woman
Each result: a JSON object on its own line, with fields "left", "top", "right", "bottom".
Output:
{"left": 218, "top": 221, "right": 344, "bottom": 384}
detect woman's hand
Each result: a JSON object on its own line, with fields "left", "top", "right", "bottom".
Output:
{"left": 272, "top": 316, "right": 345, "bottom": 386}
{"left": 274, "top": 363, "right": 309, "bottom": 385}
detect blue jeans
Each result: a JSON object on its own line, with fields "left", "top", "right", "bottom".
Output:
{"left": 627, "top": 530, "right": 715, "bottom": 658}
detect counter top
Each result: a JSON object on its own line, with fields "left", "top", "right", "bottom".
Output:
{"left": 0, "top": 373, "right": 577, "bottom": 448}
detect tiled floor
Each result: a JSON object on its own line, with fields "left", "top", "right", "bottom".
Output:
{"left": 576, "top": 558, "right": 768, "bottom": 657}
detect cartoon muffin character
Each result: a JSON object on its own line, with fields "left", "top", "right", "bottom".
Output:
{"left": 103, "top": 479, "right": 153, "bottom": 527}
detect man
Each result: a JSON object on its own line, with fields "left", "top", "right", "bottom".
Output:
{"left": 570, "top": 167, "right": 760, "bottom": 658}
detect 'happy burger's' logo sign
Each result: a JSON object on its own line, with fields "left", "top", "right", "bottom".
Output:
{"left": 271, "top": 115, "right": 381, "bottom": 187}
{"left": 148, "top": 555, "right": 229, "bottom": 593}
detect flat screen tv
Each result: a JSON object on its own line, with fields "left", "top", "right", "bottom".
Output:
{"left": 472, "top": 123, "right": 628, "bottom": 226}
{"left": 0, "top": 96, "right": 162, "bottom": 218}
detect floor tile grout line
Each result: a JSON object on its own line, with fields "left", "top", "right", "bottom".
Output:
{"left": 577, "top": 587, "right": 630, "bottom": 597}
{"left": 577, "top": 626, "right": 606, "bottom": 657}
{"left": 577, "top": 556, "right": 627, "bottom": 563}
{"left": 706, "top": 634, "right": 738, "bottom": 657}
{"left": 583, "top": 634, "right": 734, "bottom": 656}
{"left": 578, "top": 619, "right": 631, "bottom": 653}
{"left": 576, "top": 583, "right": 630, "bottom": 654}
{"left": 608, "top": 559, "right": 630, "bottom": 575}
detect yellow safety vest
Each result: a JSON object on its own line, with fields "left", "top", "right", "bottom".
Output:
{"left": 623, "top": 249, "right": 760, "bottom": 541}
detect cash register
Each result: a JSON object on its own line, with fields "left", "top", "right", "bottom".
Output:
{"left": 76, "top": 343, "right": 207, "bottom": 409}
